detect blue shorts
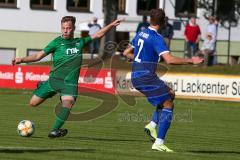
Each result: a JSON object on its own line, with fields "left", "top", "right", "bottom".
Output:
{"left": 131, "top": 73, "right": 171, "bottom": 107}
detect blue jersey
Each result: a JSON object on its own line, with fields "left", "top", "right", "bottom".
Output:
{"left": 131, "top": 27, "right": 169, "bottom": 78}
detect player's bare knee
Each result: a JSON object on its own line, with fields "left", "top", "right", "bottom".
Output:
{"left": 29, "top": 95, "right": 44, "bottom": 107}
{"left": 29, "top": 100, "right": 39, "bottom": 107}
{"left": 62, "top": 99, "right": 75, "bottom": 108}
{"left": 162, "top": 100, "right": 174, "bottom": 109}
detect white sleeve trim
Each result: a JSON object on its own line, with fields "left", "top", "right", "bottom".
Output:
{"left": 158, "top": 51, "right": 170, "bottom": 56}
{"left": 131, "top": 45, "right": 135, "bottom": 48}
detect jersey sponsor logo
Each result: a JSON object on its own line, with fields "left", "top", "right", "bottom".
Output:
{"left": 66, "top": 47, "right": 79, "bottom": 55}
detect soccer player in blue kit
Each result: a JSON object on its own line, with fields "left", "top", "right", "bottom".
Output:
{"left": 123, "top": 9, "right": 203, "bottom": 152}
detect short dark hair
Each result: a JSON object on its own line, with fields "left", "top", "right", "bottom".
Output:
{"left": 143, "top": 15, "right": 147, "bottom": 21}
{"left": 150, "top": 8, "right": 165, "bottom": 26}
{"left": 61, "top": 16, "right": 76, "bottom": 25}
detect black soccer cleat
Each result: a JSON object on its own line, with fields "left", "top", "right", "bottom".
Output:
{"left": 48, "top": 129, "right": 68, "bottom": 138}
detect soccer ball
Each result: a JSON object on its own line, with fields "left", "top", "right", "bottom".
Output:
{"left": 17, "top": 120, "right": 35, "bottom": 137}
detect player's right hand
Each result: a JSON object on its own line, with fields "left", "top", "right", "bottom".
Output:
{"left": 12, "top": 58, "right": 22, "bottom": 65}
{"left": 191, "top": 56, "right": 204, "bottom": 64}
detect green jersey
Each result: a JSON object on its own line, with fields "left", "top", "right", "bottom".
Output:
{"left": 43, "top": 36, "right": 92, "bottom": 85}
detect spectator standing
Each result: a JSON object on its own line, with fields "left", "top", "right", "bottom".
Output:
{"left": 88, "top": 17, "right": 101, "bottom": 59}
{"left": 206, "top": 16, "right": 217, "bottom": 65}
{"left": 158, "top": 17, "right": 174, "bottom": 48}
{"left": 206, "top": 16, "right": 217, "bottom": 39}
{"left": 136, "top": 15, "right": 150, "bottom": 33}
{"left": 184, "top": 17, "right": 201, "bottom": 58}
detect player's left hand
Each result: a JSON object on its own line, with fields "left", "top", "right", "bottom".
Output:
{"left": 191, "top": 56, "right": 204, "bottom": 64}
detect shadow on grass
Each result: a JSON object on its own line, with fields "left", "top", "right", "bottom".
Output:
{"left": 189, "top": 150, "right": 240, "bottom": 155}
{"left": 27, "top": 136, "right": 44, "bottom": 139}
{"left": 0, "top": 147, "right": 95, "bottom": 153}
{"left": 66, "top": 136, "right": 149, "bottom": 143}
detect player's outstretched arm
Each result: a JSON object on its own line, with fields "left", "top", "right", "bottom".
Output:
{"left": 123, "top": 45, "right": 134, "bottom": 60}
{"left": 12, "top": 50, "right": 47, "bottom": 65}
{"left": 91, "top": 19, "right": 122, "bottom": 40}
{"left": 162, "top": 52, "right": 204, "bottom": 65}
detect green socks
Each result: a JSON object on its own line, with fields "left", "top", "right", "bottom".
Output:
{"left": 52, "top": 107, "right": 71, "bottom": 130}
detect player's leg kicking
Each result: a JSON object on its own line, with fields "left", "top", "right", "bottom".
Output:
{"left": 31, "top": 80, "right": 74, "bottom": 138}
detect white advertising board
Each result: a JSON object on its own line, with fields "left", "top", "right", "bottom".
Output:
{"left": 116, "top": 71, "right": 240, "bottom": 101}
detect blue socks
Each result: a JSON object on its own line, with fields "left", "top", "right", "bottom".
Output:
{"left": 151, "top": 109, "right": 161, "bottom": 124}
{"left": 157, "top": 108, "right": 173, "bottom": 139}
{"left": 150, "top": 107, "right": 173, "bottom": 140}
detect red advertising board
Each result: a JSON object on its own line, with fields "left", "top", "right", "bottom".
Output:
{"left": 0, "top": 65, "right": 115, "bottom": 94}
{"left": 78, "top": 68, "right": 115, "bottom": 94}
{"left": 0, "top": 65, "right": 50, "bottom": 89}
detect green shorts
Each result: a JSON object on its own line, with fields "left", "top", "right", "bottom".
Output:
{"left": 33, "top": 79, "right": 78, "bottom": 99}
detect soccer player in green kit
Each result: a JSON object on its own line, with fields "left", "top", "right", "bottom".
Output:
{"left": 12, "top": 16, "right": 122, "bottom": 138}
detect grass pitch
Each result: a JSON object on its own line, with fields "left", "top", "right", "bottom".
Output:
{"left": 0, "top": 89, "right": 240, "bottom": 160}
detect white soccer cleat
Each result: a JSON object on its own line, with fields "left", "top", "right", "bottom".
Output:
{"left": 144, "top": 124, "right": 157, "bottom": 142}
{"left": 152, "top": 143, "right": 174, "bottom": 152}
